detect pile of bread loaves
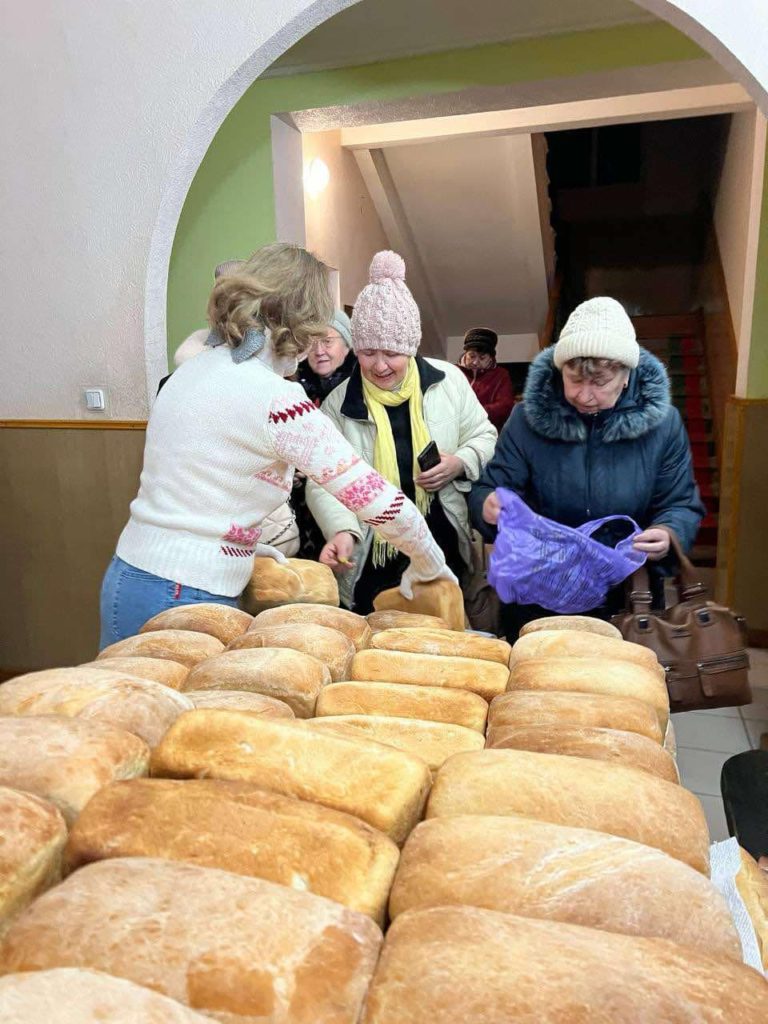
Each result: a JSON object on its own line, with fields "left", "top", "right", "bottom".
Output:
{"left": 0, "top": 556, "right": 767, "bottom": 1022}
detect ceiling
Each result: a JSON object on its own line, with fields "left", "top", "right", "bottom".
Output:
{"left": 269, "top": 0, "right": 654, "bottom": 77}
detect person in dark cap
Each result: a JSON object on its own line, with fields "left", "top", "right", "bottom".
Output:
{"left": 458, "top": 327, "right": 516, "bottom": 431}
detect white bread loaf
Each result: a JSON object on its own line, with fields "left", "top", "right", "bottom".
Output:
{"left": 151, "top": 709, "right": 431, "bottom": 844}
{"left": 307, "top": 715, "right": 484, "bottom": 774}
{"left": 511, "top": 628, "right": 662, "bottom": 675}
{"left": 427, "top": 749, "right": 709, "bottom": 873}
{"left": 316, "top": 681, "right": 488, "bottom": 733}
{"left": 0, "top": 857, "right": 382, "bottom": 1024}
{"left": 242, "top": 556, "right": 339, "bottom": 614}
{"left": 230, "top": 622, "right": 355, "bottom": 681}
{"left": 0, "top": 668, "right": 192, "bottom": 748}
{"left": 367, "top": 610, "right": 451, "bottom": 633}
{"left": 372, "top": 580, "right": 465, "bottom": 631}
{"left": 370, "top": 628, "right": 511, "bottom": 666}
{"left": 250, "top": 604, "right": 371, "bottom": 651}
{"left": 508, "top": 657, "right": 669, "bottom": 728}
{"left": 485, "top": 724, "right": 678, "bottom": 782}
{"left": 520, "top": 615, "right": 623, "bottom": 639}
{"left": 181, "top": 648, "right": 330, "bottom": 718}
{"left": 361, "top": 905, "right": 768, "bottom": 1023}
{"left": 98, "top": 629, "right": 224, "bottom": 668}
{"left": 735, "top": 848, "right": 768, "bottom": 970}
{"left": 389, "top": 815, "right": 738, "bottom": 958}
{"left": 488, "top": 689, "right": 663, "bottom": 743}
{"left": 0, "top": 787, "right": 66, "bottom": 928}
{"left": 0, "top": 716, "right": 149, "bottom": 823}
{"left": 0, "top": 968, "right": 213, "bottom": 1023}
{"left": 80, "top": 656, "right": 189, "bottom": 689}
{"left": 351, "top": 650, "right": 508, "bottom": 701}
{"left": 65, "top": 779, "right": 399, "bottom": 924}
{"left": 139, "top": 603, "right": 252, "bottom": 645}
{"left": 185, "top": 689, "right": 295, "bottom": 718}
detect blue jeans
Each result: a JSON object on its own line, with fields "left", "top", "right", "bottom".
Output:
{"left": 99, "top": 555, "right": 239, "bottom": 650}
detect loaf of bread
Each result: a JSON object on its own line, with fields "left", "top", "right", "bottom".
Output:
{"left": 0, "top": 787, "right": 66, "bottom": 928}
{"left": 351, "top": 650, "right": 508, "bottom": 701}
{"left": 367, "top": 610, "right": 451, "bottom": 633}
{"left": 488, "top": 689, "right": 663, "bottom": 743}
{"left": 371, "top": 628, "right": 511, "bottom": 666}
{"left": 65, "top": 779, "right": 399, "bottom": 924}
{"left": 185, "top": 689, "right": 295, "bottom": 718}
{"left": 231, "top": 622, "right": 355, "bottom": 681}
{"left": 511, "top": 629, "right": 662, "bottom": 675}
{"left": 361, "top": 905, "right": 768, "bottom": 1023}
{"left": 485, "top": 724, "right": 678, "bottom": 782}
{"left": 98, "top": 629, "right": 224, "bottom": 668}
{"left": 151, "top": 710, "right": 431, "bottom": 844}
{"left": 241, "top": 556, "right": 339, "bottom": 614}
{"left": 181, "top": 648, "right": 330, "bottom": 718}
{"left": 0, "top": 668, "right": 193, "bottom": 748}
{"left": 0, "top": 969, "right": 213, "bottom": 1024}
{"left": 427, "top": 749, "right": 709, "bottom": 873}
{"left": 80, "top": 656, "right": 189, "bottom": 689}
{"left": 736, "top": 848, "right": 768, "bottom": 970}
{"left": 250, "top": 604, "right": 372, "bottom": 651}
{"left": 372, "top": 580, "right": 465, "bottom": 631}
{"left": 139, "top": 603, "right": 252, "bottom": 645}
{"left": 316, "top": 681, "right": 488, "bottom": 733}
{"left": 307, "top": 715, "right": 484, "bottom": 773}
{"left": 0, "top": 716, "right": 149, "bottom": 823}
{"left": 389, "top": 815, "right": 739, "bottom": 958}
{"left": 0, "top": 857, "right": 382, "bottom": 1024}
{"left": 520, "top": 615, "right": 623, "bottom": 639}
{"left": 508, "top": 657, "right": 670, "bottom": 727}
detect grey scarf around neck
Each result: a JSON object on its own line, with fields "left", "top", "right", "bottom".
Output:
{"left": 205, "top": 327, "right": 265, "bottom": 364}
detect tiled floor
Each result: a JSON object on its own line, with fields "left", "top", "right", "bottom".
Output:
{"left": 674, "top": 647, "right": 768, "bottom": 841}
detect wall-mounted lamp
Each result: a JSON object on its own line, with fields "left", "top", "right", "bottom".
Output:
{"left": 304, "top": 157, "right": 330, "bottom": 198}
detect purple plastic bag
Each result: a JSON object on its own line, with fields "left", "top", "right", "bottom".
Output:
{"left": 488, "top": 488, "right": 647, "bottom": 613}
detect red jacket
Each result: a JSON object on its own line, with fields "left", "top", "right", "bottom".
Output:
{"left": 459, "top": 364, "right": 515, "bottom": 432}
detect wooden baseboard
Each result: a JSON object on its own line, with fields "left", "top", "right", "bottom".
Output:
{"left": 748, "top": 629, "right": 768, "bottom": 649}
{"left": 0, "top": 419, "right": 147, "bottom": 430}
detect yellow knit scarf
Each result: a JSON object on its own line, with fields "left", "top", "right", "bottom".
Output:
{"left": 362, "top": 357, "right": 433, "bottom": 566}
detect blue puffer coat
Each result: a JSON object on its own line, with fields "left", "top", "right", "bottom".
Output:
{"left": 469, "top": 347, "right": 705, "bottom": 559}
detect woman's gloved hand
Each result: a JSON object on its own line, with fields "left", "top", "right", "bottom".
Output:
{"left": 399, "top": 562, "right": 458, "bottom": 600}
{"left": 252, "top": 543, "right": 288, "bottom": 563}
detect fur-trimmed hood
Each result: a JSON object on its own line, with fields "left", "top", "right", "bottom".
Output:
{"left": 523, "top": 346, "right": 670, "bottom": 443}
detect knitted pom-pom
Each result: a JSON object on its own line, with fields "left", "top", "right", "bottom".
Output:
{"left": 369, "top": 250, "right": 405, "bottom": 283}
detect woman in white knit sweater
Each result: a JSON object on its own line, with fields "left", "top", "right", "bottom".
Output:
{"left": 100, "top": 244, "right": 454, "bottom": 647}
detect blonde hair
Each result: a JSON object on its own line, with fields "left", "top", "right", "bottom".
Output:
{"left": 206, "top": 243, "right": 333, "bottom": 360}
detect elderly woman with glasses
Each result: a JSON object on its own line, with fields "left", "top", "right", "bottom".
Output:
{"left": 297, "top": 310, "right": 356, "bottom": 407}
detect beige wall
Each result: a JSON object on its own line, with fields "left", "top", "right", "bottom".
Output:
{"left": 302, "top": 129, "right": 389, "bottom": 309}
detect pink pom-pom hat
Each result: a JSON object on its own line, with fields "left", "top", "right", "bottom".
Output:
{"left": 351, "top": 250, "right": 421, "bottom": 356}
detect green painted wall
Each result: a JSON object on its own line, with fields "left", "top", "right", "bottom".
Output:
{"left": 167, "top": 22, "right": 705, "bottom": 361}
{"left": 747, "top": 133, "right": 768, "bottom": 397}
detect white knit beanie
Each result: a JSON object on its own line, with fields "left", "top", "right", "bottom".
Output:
{"left": 351, "top": 251, "right": 421, "bottom": 355}
{"left": 553, "top": 297, "right": 639, "bottom": 370}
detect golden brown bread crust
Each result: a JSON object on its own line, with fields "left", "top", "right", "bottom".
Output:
{"left": 485, "top": 724, "right": 678, "bottom": 782}
{"left": 367, "top": 610, "right": 451, "bottom": 633}
{"left": 98, "top": 629, "right": 225, "bottom": 668}
{"left": 511, "top": 629, "right": 662, "bottom": 675}
{"left": 250, "top": 604, "right": 371, "bottom": 651}
{"left": 241, "top": 556, "right": 339, "bottom": 613}
{"left": 80, "top": 656, "right": 189, "bottom": 689}
{"left": 351, "top": 650, "right": 508, "bottom": 702}
{"left": 488, "top": 689, "right": 663, "bottom": 742}
{"left": 520, "top": 615, "right": 623, "bottom": 639}
{"left": 316, "top": 681, "right": 488, "bottom": 733}
{"left": 185, "top": 689, "right": 295, "bottom": 718}
{"left": 389, "top": 815, "right": 740, "bottom": 959}
{"left": 150, "top": 709, "right": 431, "bottom": 844}
{"left": 230, "top": 622, "right": 355, "bottom": 681}
{"left": 181, "top": 648, "right": 331, "bottom": 718}
{"left": 0, "top": 787, "right": 67, "bottom": 930}
{"left": 370, "top": 628, "right": 511, "bottom": 666}
{"left": 65, "top": 779, "right": 399, "bottom": 924}
{"left": 372, "top": 580, "right": 465, "bottom": 631}
{"left": 361, "top": 905, "right": 768, "bottom": 1023}
{"left": 736, "top": 848, "right": 768, "bottom": 970}
{"left": 0, "top": 857, "right": 382, "bottom": 1024}
{"left": 139, "top": 604, "right": 252, "bottom": 645}
{"left": 426, "top": 749, "right": 709, "bottom": 873}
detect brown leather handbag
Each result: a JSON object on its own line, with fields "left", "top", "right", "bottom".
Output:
{"left": 612, "top": 532, "right": 751, "bottom": 713}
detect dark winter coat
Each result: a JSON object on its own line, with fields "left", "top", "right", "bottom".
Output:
{"left": 469, "top": 347, "right": 705, "bottom": 560}
{"left": 459, "top": 363, "right": 516, "bottom": 431}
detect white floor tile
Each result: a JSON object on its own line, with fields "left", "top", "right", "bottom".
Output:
{"left": 676, "top": 748, "right": 732, "bottom": 796}
{"left": 743, "top": 718, "right": 768, "bottom": 749}
{"left": 671, "top": 705, "right": 741, "bottom": 720}
{"left": 740, "top": 698, "right": 768, "bottom": 721}
{"left": 670, "top": 712, "right": 750, "bottom": 753}
{"left": 694, "top": 793, "right": 731, "bottom": 843}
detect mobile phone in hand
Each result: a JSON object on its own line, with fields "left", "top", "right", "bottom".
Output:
{"left": 417, "top": 440, "right": 441, "bottom": 472}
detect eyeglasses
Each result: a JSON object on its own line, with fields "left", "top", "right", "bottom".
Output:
{"left": 309, "top": 336, "right": 336, "bottom": 351}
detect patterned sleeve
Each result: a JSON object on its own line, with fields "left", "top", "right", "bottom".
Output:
{"left": 267, "top": 394, "right": 446, "bottom": 580}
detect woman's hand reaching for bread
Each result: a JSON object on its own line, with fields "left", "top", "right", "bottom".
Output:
{"left": 319, "top": 532, "right": 357, "bottom": 573}
{"left": 399, "top": 563, "right": 458, "bottom": 600}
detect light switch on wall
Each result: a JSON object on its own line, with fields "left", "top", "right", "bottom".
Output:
{"left": 84, "top": 387, "right": 106, "bottom": 411}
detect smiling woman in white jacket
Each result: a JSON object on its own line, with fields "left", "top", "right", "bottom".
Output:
{"left": 307, "top": 251, "right": 497, "bottom": 612}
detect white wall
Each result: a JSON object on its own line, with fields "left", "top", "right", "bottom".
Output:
{"left": 446, "top": 334, "right": 540, "bottom": 364}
